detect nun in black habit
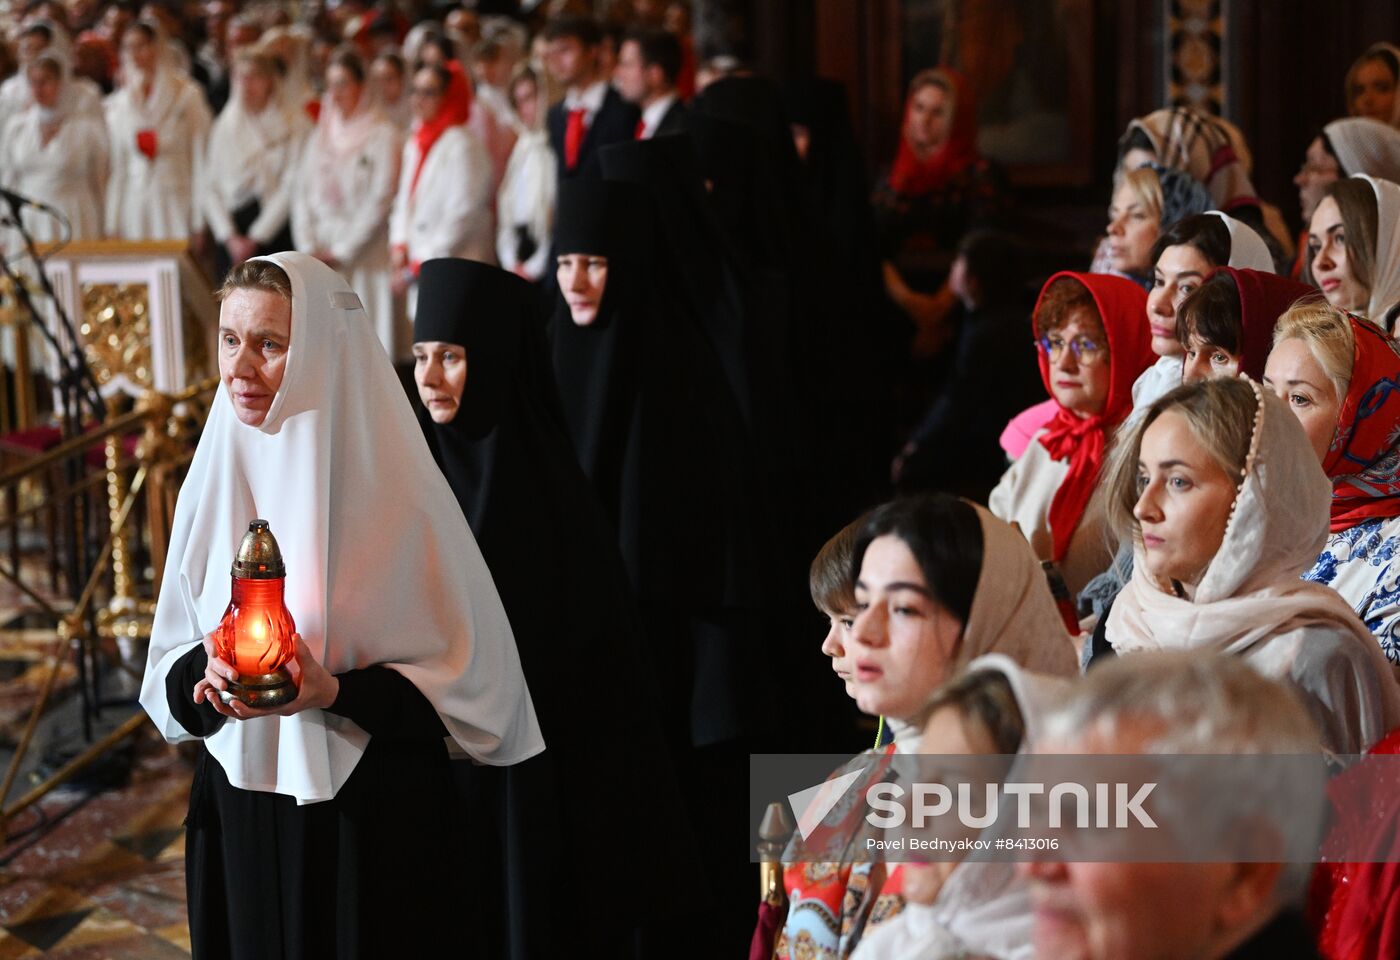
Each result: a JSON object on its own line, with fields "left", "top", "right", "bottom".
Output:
{"left": 411, "top": 257, "right": 695, "bottom": 958}
{"left": 687, "top": 79, "right": 869, "bottom": 538}
{"left": 550, "top": 174, "right": 794, "bottom": 951}
{"left": 549, "top": 178, "right": 750, "bottom": 744}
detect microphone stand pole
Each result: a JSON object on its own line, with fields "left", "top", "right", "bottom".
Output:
{"left": 1, "top": 194, "right": 109, "bottom": 741}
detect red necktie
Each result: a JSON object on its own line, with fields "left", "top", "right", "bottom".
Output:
{"left": 634, "top": 117, "right": 647, "bottom": 140}
{"left": 564, "top": 108, "right": 587, "bottom": 170}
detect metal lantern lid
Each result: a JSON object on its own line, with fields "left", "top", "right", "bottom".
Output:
{"left": 231, "top": 519, "right": 286, "bottom": 579}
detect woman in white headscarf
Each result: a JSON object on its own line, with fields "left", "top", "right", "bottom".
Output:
{"left": 291, "top": 47, "right": 400, "bottom": 357}
{"left": 1130, "top": 211, "right": 1275, "bottom": 414}
{"left": 849, "top": 654, "right": 1068, "bottom": 960}
{"left": 258, "top": 24, "right": 319, "bottom": 121}
{"left": 1096, "top": 375, "right": 1400, "bottom": 755}
{"left": 1304, "top": 174, "right": 1400, "bottom": 334}
{"left": 769, "top": 494, "right": 1076, "bottom": 960}
{"left": 494, "top": 62, "right": 555, "bottom": 281}
{"left": 0, "top": 49, "right": 108, "bottom": 246}
{"left": 203, "top": 48, "right": 311, "bottom": 275}
{"left": 1291, "top": 118, "right": 1400, "bottom": 280}
{"left": 1323, "top": 117, "right": 1400, "bottom": 184}
{"left": 369, "top": 49, "right": 411, "bottom": 134}
{"left": 0, "top": 19, "right": 104, "bottom": 134}
{"left": 103, "top": 18, "right": 212, "bottom": 243}
{"left": 138, "top": 252, "right": 541, "bottom": 957}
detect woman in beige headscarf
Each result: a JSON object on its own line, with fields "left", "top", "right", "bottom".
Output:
{"left": 1097, "top": 375, "right": 1400, "bottom": 755}
{"left": 1118, "top": 105, "right": 1293, "bottom": 258}
{"left": 769, "top": 493, "right": 1076, "bottom": 960}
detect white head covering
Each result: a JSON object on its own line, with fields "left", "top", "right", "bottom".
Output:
{"left": 851, "top": 655, "right": 1069, "bottom": 960}
{"left": 1324, "top": 117, "right": 1400, "bottom": 183}
{"left": 402, "top": 21, "right": 442, "bottom": 71}
{"left": 1206, "top": 210, "right": 1275, "bottom": 273}
{"left": 207, "top": 50, "right": 308, "bottom": 212}
{"left": 1105, "top": 378, "right": 1400, "bottom": 750}
{"left": 139, "top": 252, "right": 543, "bottom": 804}
{"left": 1353, "top": 174, "right": 1400, "bottom": 332}
{"left": 114, "top": 19, "right": 189, "bottom": 130}
{"left": 26, "top": 48, "right": 74, "bottom": 121}
{"left": 310, "top": 70, "right": 394, "bottom": 210}
{"left": 259, "top": 25, "right": 317, "bottom": 112}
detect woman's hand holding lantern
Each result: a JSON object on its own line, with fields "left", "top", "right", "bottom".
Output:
{"left": 194, "top": 632, "right": 340, "bottom": 719}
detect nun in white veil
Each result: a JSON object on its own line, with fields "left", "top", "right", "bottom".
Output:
{"left": 139, "top": 252, "right": 541, "bottom": 957}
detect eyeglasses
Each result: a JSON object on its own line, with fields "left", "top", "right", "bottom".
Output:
{"left": 1038, "top": 335, "right": 1105, "bottom": 365}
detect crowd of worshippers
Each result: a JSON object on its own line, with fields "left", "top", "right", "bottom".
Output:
{"left": 9, "top": 0, "right": 1400, "bottom": 956}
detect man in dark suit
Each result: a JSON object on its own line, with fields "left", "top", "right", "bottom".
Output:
{"left": 613, "top": 27, "right": 688, "bottom": 140}
{"left": 543, "top": 14, "right": 639, "bottom": 181}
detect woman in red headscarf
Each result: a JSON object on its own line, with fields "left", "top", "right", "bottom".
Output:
{"left": 988, "top": 272, "right": 1154, "bottom": 596}
{"left": 1303, "top": 306, "right": 1400, "bottom": 958}
{"left": 874, "top": 68, "right": 1007, "bottom": 363}
{"left": 1175, "top": 267, "right": 1316, "bottom": 383}
{"left": 1263, "top": 301, "right": 1400, "bottom": 675}
{"left": 388, "top": 60, "right": 493, "bottom": 307}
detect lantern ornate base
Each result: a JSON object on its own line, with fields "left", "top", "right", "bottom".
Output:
{"left": 224, "top": 669, "right": 298, "bottom": 709}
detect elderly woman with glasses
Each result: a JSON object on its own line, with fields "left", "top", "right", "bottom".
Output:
{"left": 989, "top": 272, "right": 1154, "bottom": 597}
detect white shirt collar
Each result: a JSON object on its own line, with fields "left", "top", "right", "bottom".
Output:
{"left": 564, "top": 79, "right": 609, "bottom": 119}
{"left": 638, "top": 91, "right": 678, "bottom": 139}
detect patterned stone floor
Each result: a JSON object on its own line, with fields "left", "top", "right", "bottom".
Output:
{"left": 0, "top": 538, "right": 192, "bottom": 959}
{"left": 0, "top": 738, "right": 192, "bottom": 958}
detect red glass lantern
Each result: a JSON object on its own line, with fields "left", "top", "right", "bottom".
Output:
{"left": 214, "top": 519, "right": 298, "bottom": 708}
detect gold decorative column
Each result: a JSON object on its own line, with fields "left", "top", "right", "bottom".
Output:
{"left": 79, "top": 282, "right": 157, "bottom": 645}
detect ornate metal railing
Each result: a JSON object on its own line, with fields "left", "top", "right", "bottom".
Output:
{"left": 0, "top": 376, "right": 216, "bottom": 842}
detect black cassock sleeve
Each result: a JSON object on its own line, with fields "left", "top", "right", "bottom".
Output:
{"left": 166, "top": 647, "right": 447, "bottom": 742}
{"left": 167, "top": 644, "right": 227, "bottom": 738}
{"left": 326, "top": 666, "right": 448, "bottom": 741}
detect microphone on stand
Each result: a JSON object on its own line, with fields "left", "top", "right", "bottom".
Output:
{"left": 0, "top": 187, "right": 58, "bottom": 217}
